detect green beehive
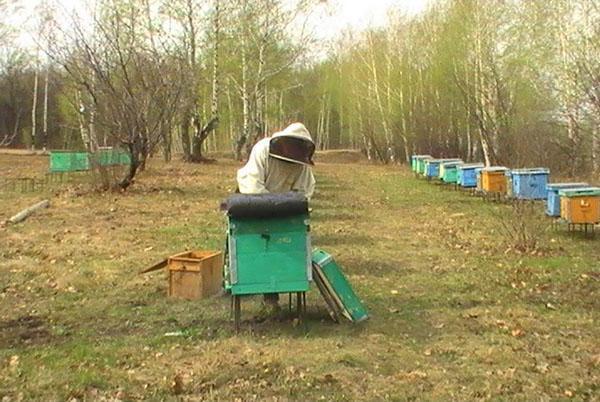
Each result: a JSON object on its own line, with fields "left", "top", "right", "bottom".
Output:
{"left": 96, "top": 148, "right": 131, "bottom": 166}
{"left": 417, "top": 157, "right": 433, "bottom": 175}
{"left": 223, "top": 193, "right": 311, "bottom": 296}
{"left": 439, "top": 160, "right": 463, "bottom": 183}
{"left": 49, "top": 151, "right": 90, "bottom": 172}
{"left": 412, "top": 155, "right": 432, "bottom": 172}
{"left": 225, "top": 215, "right": 311, "bottom": 295}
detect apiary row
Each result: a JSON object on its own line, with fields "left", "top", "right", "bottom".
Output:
{"left": 411, "top": 155, "right": 600, "bottom": 228}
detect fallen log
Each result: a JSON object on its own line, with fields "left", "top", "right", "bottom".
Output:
{"left": 8, "top": 199, "right": 50, "bottom": 224}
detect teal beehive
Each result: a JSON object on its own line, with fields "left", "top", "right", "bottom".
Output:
{"left": 223, "top": 193, "right": 312, "bottom": 331}
{"left": 49, "top": 151, "right": 90, "bottom": 172}
{"left": 425, "top": 158, "right": 460, "bottom": 179}
{"left": 412, "top": 155, "right": 432, "bottom": 172}
{"left": 417, "top": 156, "right": 433, "bottom": 175}
{"left": 439, "top": 160, "right": 464, "bottom": 183}
{"left": 223, "top": 193, "right": 311, "bottom": 296}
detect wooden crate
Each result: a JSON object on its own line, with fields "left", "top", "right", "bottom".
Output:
{"left": 168, "top": 251, "right": 223, "bottom": 300}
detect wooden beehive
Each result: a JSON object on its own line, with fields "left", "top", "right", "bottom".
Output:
{"left": 168, "top": 251, "right": 223, "bottom": 300}
{"left": 481, "top": 167, "right": 509, "bottom": 194}
{"left": 558, "top": 188, "right": 600, "bottom": 224}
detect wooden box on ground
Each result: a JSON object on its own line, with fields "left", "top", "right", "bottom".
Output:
{"left": 168, "top": 251, "right": 223, "bottom": 300}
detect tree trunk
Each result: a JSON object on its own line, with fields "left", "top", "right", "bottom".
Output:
{"left": 161, "top": 123, "right": 171, "bottom": 162}
{"left": 31, "top": 69, "right": 39, "bottom": 150}
{"left": 76, "top": 91, "right": 90, "bottom": 151}
{"left": 367, "top": 33, "right": 393, "bottom": 162}
{"left": 236, "top": 36, "right": 250, "bottom": 160}
{"left": 181, "top": 114, "right": 191, "bottom": 160}
{"left": 592, "top": 126, "right": 599, "bottom": 174}
{"left": 42, "top": 68, "right": 49, "bottom": 151}
{"left": 324, "top": 96, "right": 331, "bottom": 150}
{"left": 119, "top": 142, "right": 141, "bottom": 190}
{"left": 226, "top": 78, "right": 235, "bottom": 153}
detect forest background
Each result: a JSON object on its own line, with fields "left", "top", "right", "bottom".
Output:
{"left": 1, "top": 0, "right": 598, "bottom": 187}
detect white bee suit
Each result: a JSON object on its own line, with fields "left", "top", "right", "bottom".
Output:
{"left": 236, "top": 123, "right": 316, "bottom": 199}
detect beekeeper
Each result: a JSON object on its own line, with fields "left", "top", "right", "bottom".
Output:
{"left": 236, "top": 122, "right": 316, "bottom": 318}
{"left": 237, "top": 122, "right": 316, "bottom": 199}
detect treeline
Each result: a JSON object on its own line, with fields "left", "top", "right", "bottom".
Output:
{"left": 1, "top": 0, "right": 598, "bottom": 188}
{"left": 1, "top": 0, "right": 324, "bottom": 188}
{"left": 299, "top": 0, "right": 599, "bottom": 176}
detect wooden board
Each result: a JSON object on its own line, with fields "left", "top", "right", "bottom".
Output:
{"left": 139, "top": 258, "right": 168, "bottom": 274}
{"left": 312, "top": 263, "right": 342, "bottom": 322}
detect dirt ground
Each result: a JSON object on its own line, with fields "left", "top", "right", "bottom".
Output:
{"left": 0, "top": 154, "right": 599, "bottom": 401}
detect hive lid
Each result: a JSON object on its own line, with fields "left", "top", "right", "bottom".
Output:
{"left": 413, "top": 154, "right": 432, "bottom": 159}
{"left": 222, "top": 192, "right": 308, "bottom": 219}
{"left": 546, "top": 182, "right": 588, "bottom": 190}
{"left": 458, "top": 163, "right": 484, "bottom": 169}
{"left": 440, "top": 160, "right": 464, "bottom": 167}
{"left": 481, "top": 166, "right": 509, "bottom": 172}
{"left": 511, "top": 168, "right": 550, "bottom": 174}
{"left": 429, "top": 158, "right": 461, "bottom": 163}
{"left": 558, "top": 187, "right": 600, "bottom": 197}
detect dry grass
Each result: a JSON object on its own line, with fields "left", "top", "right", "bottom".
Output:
{"left": 0, "top": 155, "right": 599, "bottom": 401}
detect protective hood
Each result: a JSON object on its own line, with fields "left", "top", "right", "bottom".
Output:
{"left": 269, "top": 123, "right": 315, "bottom": 166}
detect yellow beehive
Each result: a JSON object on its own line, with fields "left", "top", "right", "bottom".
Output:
{"left": 481, "top": 167, "right": 509, "bottom": 194}
{"left": 559, "top": 188, "right": 600, "bottom": 224}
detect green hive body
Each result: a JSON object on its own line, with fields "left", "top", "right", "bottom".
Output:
{"left": 439, "top": 160, "right": 463, "bottom": 182}
{"left": 312, "top": 249, "right": 368, "bottom": 323}
{"left": 411, "top": 155, "right": 432, "bottom": 172}
{"left": 49, "top": 149, "right": 131, "bottom": 173}
{"left": 226, "top": 215, "right": 311, "bottom": 295}
{"left": 223, "top": 196, "right": 311, "bottom": 296}
{"left": 417, "top": 157, "right": 432, "bottom": 175}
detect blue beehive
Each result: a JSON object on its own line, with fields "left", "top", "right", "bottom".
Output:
{"left": 457, "top": 163, "right": 484, "bottom": 188}
{"left": 511, "top": 168, "right": 550, "bottom": 200}
{"left": 425, "top": 159, "right": 441, "bottom": 178}
{"left": 545, "top": 182, "right": 589, "bottom": 217}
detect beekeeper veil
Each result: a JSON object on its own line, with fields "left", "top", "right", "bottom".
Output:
{"left": 269, "top": 123, "right": 315, "bottom": 166}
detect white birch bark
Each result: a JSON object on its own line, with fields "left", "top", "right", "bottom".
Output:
{"left": 42, "top": 68, "right": 49, "bottom": 151}
{"left": 31, "top": 68, "right": 38, "bottom": 150}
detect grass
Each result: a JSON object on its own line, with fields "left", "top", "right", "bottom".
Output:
{"left": 0, "top": 154, "right": 599, "bottom": 401}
